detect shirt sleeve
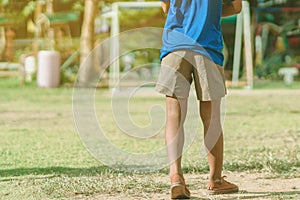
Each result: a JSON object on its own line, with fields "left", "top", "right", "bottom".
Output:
{"left": 160, "top": 0, "right": 170, "bottom": 2}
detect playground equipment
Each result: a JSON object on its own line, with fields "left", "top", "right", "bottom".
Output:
{"left": 35, "top": 12, "right": 79, "bottom": 50}
{"left": 278, "top": 67, "right": 299, "bottom": 85}
{"left": 34, "top": 10, "right": 79, "bottom": 87}
{"left": 255, "top": 6, "right": 300, "bottom": 81}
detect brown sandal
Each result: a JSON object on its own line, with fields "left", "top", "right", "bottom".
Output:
{"left": 170, "top": 173, "right": 191, "bottom": 199}
{"left": 206, "top": 176, "right": 239, "bottom": 195}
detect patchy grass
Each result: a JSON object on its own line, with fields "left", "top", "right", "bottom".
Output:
{"left": 0, "top": 77, "right": 299, "bottom": 199}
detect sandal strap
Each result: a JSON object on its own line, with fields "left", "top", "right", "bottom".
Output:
{"left": 212, "top": 176, "right": 228, "bottom": 184}
{"left": 170, "top": 173, "right": 186, "bottom": 185}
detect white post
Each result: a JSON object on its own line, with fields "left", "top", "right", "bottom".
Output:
{"left": 232, "top": 12, "right": 243, "bottom": 86}
{"left": 242, "top": 0, "right": 253, "bottom": 89}
{"left": 109, "top": 3, "right": 120, "bottom": 88}
{"left": 46, "top": 0, "right": 54, "bottom": 14}
{"left": 231, "top": 0, "right": 253, "bottom": 89}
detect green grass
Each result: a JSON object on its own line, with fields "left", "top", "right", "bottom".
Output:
{"left": 226, "top": 79, "right": 300, "bottom": 90}
{"left": 253, "top": 80, "right": 300, "bottom": 90}
{"left": 0, "top": 77, "right": 299, "bottom": 199}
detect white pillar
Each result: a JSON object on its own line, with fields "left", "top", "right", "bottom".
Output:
{"left": 232, "top": 12, "right": 243, "bottom": 86}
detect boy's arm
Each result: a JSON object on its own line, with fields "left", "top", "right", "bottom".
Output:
{"left": 222, "top": 0, "right": 242, "bottom": 17}
{"left": 161, "top": 0, "right": 170, "bottom": 14}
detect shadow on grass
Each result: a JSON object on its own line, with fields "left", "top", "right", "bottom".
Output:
{"left": 0, "top": 166, "right": 113, "bottom": 180}
{"left": 0, "top": 165, "right": 170, "bottom": 181}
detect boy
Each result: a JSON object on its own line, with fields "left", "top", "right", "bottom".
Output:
{"left": 156, "top": 0, "right": 242, "bottom": 198}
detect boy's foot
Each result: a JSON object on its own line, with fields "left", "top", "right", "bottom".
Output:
{"left": 206, "top": 176, "right": 238, "bottom": 195}
{"left": 170, "top": 173, "right": 191, "bottom": 199}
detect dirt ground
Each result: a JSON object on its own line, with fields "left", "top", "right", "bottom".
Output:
{"left": 76, "top": 172, "right": 300, "bottom": 200}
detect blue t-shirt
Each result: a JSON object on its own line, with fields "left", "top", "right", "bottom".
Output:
{"left": 160, "top": 0, "right": 224, "bottom": 66}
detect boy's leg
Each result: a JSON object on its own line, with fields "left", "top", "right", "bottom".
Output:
{"left": 165, "top": 96, "right": 190, "bottom": 199}
{"left": 200, "top": 99, "right": 223, "bottom": 182}
{"left": 165, "top": 96, "right": 187, "bottom": 178}
{"left": 200, "top": 99, "right": 238, "bottom": 194}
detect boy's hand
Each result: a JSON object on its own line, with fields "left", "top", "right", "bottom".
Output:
{"left": 222, "top": 0, "right": 242, "bottom": 17}
{"left": 161, "top": 1, "right": 170, "bottom": 14}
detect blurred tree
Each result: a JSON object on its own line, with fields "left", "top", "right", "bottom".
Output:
{"left": 77, "top": 0, "right": 131, "bottom": 84}
{"left": 78, "top": 0, "right": 99, "bottom": 85}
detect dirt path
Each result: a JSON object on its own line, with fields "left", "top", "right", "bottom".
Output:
{"left": 77, "top": 172, "right": 300, "bottom": 199}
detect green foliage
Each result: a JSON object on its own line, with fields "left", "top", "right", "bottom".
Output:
{"left": 72, "top": 1, "right": 84, "bottom": 11}
{"left": 255, "top": 52, "right": 284, "bottom": 80}
{"left": 0, "top": 0, "right": 9, "bottom": 7}
{"left": 119, "top": 8, "right": 163, "bottom": 31}
{"left": 0, "top": 1, "right": 36, "bottom": 26}
{"left": 0, "top": 0, "right": 81, "bottom": 18}
{"left": 22, "top": 1, "right": 37, "bottom": 18}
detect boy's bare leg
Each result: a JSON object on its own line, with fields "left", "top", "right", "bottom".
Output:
{"left": 165, "top": 96, "right": 188, "bottom": 178}
{"left": 165, "top": 96, "right": 191, "bottom": 199}
{"left": 200, "top": 99, "right": 238, "bottom": 194}
{"left": 200, "top": 99, "right": 223, "bottom": 182}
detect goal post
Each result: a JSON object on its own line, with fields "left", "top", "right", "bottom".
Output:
{"left": 109, "top": 1, "right": 161, "bottom": 88}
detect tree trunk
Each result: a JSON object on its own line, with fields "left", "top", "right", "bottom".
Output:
{"left": 78, "top": 0, "right": 99, "bottom": 85}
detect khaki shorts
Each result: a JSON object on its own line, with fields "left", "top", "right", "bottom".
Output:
{"left": 155, "top": 50, "right": 226, "bottom": 101}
